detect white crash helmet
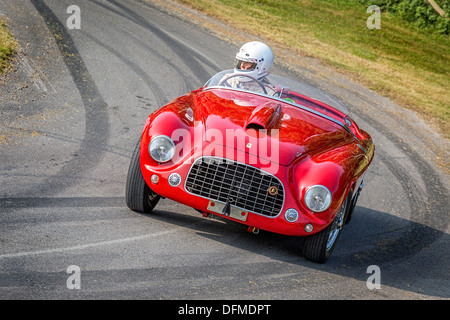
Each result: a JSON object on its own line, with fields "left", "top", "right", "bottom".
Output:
{"left": 234, "top": 41, "right": 274, "bottom": 80}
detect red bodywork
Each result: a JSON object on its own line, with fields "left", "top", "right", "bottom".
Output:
{"left": 138, "top": 85, "right": 374, "bottom": 237}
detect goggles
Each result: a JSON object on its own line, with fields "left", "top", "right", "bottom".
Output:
{"left": 234, "top": 58, "right": 257, "bottom": 71}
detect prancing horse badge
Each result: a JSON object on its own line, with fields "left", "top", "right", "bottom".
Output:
{"left": 268, "top": 186, "right": 278, "bottom": 196}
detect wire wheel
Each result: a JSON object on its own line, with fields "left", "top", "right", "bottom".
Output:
{"left": 303, "top": 193, "right": 351, "bottom": 263}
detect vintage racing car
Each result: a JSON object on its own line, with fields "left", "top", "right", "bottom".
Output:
{"left": 126, "top": 70, "right": 375, "bottom": 263}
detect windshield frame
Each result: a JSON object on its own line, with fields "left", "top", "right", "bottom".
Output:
{"left": 204, "top": 70, "right": 353, "bottom": 135}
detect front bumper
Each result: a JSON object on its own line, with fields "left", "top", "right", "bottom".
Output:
{"left": 139, "top": 138, "right": 333, "bottom": 237}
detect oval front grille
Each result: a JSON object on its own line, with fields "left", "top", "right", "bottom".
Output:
{"left": 185, "top": 157, "right": 284, "bottom": 217}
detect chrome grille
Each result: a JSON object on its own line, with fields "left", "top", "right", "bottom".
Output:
{"left": 185, "top": 157, "right": 284, "bottom": 217}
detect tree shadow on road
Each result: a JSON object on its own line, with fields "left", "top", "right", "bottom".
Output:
{"left": 145, "top": 202, "right": 449, "bottom": 298}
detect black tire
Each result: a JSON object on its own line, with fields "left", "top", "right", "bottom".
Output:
{"left": 125, "top": 140, "right": 160, "bottom": 213}
{"left": 345, "top": 182, "right": 363, "bottom": 224}
{"left": 302, "top": 193, "right": 351, "bottom": 263}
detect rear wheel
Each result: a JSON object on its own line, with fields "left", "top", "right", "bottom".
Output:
{"left": 125, "top": 140, "right": 160, "bottom": 213}
{"left": 302, "top": 194, "right": 351, "bottom": 263}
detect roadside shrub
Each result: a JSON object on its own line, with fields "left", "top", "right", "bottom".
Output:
{"left": 0, "top": 19, "right": 17, "bottom": 73}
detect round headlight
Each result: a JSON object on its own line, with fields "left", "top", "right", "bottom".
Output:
{"left": 304, "top": 185, "right": 332, "bottom": 212}
{"left": 149, "top": 135, "right": 175, "bottom": 163}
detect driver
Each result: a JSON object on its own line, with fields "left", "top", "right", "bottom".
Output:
{"left": 221, "top": 41, "right": 277, "bottom": 95}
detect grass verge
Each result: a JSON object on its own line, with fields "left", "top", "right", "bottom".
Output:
{"left": 0, "top": 18, "right": 17, "bottom": 73}
{"left": 175, "top": 0, "right": 449, "bottom": 138}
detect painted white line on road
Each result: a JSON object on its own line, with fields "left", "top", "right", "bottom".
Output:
{"left": 19, "top": 56, "right": 57, "bottom": 94}
{"left": 0, "top": 229, "right": 176, "bottom": 259}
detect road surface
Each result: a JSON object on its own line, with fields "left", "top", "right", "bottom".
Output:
{"left": 0, "top": 0, "right": 448, "bottom": 301}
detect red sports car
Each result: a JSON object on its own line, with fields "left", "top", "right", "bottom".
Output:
{"left": 126, "top": 70, "right": 375, "bottom": 263}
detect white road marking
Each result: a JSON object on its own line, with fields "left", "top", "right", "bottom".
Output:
{"left": 19, "top": 56, "right": 57, "bottom": 94}
{"left": 0, "top": 229, "right": 176, "bottom": 259}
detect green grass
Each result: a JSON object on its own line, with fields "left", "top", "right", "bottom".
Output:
{"left": 177, "top": 0, "right": 450, "bottom": 138}
{"left": 0, "top": 19, "right": 17, "bottom": 73}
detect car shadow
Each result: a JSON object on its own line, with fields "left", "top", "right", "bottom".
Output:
{"left": 144, "top": 202, "right": 449, "bottom": 298}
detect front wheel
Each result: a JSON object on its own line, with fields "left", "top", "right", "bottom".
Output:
{"left": 125, "top": 140, "right": 160, "bottom": 213}
{"left": 302, "top": 194, "right": 351, "bottom": 263}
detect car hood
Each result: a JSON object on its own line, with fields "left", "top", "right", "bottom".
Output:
{"left": 196, "top": 89, "right": 350, "bottom": 166}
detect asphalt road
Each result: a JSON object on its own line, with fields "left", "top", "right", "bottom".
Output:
{"left": 0, "top": 0, "right": 448, "bottom": 301}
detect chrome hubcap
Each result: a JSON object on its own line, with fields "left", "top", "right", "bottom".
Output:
{"left": 326, "top": 200, "right": 347, "bottom": 251}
